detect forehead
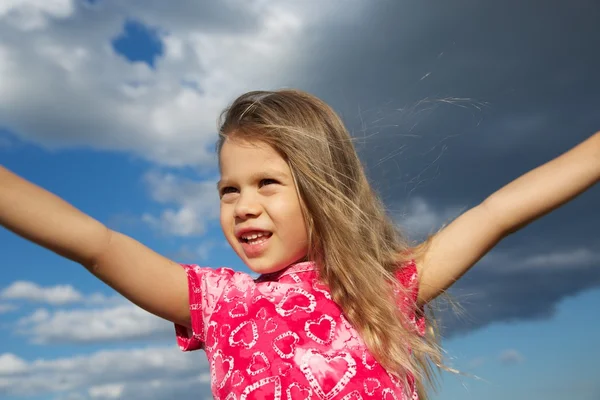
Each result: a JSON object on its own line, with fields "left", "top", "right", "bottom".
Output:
{"left": 219, "top": 138, "right": 290, "bottom": 179}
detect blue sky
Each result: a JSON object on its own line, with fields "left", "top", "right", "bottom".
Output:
{"left": 1, "top": 1, "right": 599, "bottom": 399}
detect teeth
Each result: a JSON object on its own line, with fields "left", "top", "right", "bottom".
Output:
{"left": 242, "top": 232, "right": 266, "bottom": 240}
{"left": 246, "top": 236, "right": 268, "bottom": 245}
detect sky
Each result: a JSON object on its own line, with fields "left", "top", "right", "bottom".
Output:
{"left": 0, "top": 0, "right": 599, "bottom": 399}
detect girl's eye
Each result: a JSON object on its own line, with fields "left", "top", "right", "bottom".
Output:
{"left": 260, "top": 179, "right": 278, "bottom": 187}
{"left": 220, "top": 186, "right": 237, "bottom": 197}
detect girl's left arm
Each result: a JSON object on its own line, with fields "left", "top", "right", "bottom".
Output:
{"left": 416, "top": 131, "right": 600, "bottom": 305}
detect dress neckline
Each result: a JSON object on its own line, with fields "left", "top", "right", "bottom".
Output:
{"left": 256, "top": 260, "right": 316, "bottom": 281}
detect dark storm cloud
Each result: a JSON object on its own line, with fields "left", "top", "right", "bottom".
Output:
{"left": 288, "top": 0, "right": 600, "bottom": 334}
{"left": 440, "top": 253, "right": 600, "bottom": 337}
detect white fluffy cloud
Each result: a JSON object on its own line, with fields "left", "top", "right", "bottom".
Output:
{"left": 394, "top": 196, "right": 464, "bottom": 238}
{"left": 0, "top": 0, "right": 362, "bottom": 167}
{"left": 0, "top": 0, "right": 75, "bottom": 31}
{"left": 0, "top": 346, "right": 211, "bottom": 399}
{"left": 15, "top": 304, "right": 172, "bottom": 344}
{"left": 142, "top": 171, "right": 220, "bottom": 236}
{"left": 0, "top": 281, "right": 122, "bottom": 306}
{"left": 1, "top": 281, "right": 82, "bottom": 305}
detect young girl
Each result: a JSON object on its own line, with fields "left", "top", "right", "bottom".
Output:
{"left": 1, "top": 89, "right": 598, "bottom": 400}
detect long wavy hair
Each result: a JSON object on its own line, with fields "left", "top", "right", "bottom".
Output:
{"left": 217, "top": 89, "right": 443, "bottom": 398}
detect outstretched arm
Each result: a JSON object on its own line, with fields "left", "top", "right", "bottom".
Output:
{"left": 0, "top": 167, "right": 190, "bottom": 327}
{"left": 415, "top": 131, "right": 600, "bottom": 305}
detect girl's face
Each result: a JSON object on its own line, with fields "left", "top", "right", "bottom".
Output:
{"left": 218, "top": 138, "right": 309, "bottom": 274}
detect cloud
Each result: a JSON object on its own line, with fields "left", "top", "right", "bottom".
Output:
{"left": 0, "top": 281, "right": 123, "bottom": 306}
{"left": 0, "top": 0, "right": 75, "bottom": 31}
{"left": 142, "top": 171, "right": 220, "bottom": 236}
{"left": 0, "top": 346, "right": 211, "bottom": 399}
{"left": 1, "top": 281, "right": 82, "bottom": 305}
{"left": 0, "top": 353, "right": 28, "bottom": 374}
{"left": 170, "top": 240, "right": 225, "bottom": 264}
{"left": 498, "top": 349, "right": 524, "bottom": 365}
{"left": 393, "top": 196, "right": 464, "bottom": 239}
{"left": 15, "top": 304, "right": 172, "bottom": 344}
{"left": 482, "top": 248, "right": 600, "bottom": 273}
{"left": 519, "top": 248, "right": 600, "bottom": 271}
{"left": 440, "top": 245, "right": 600, "bottom": 337}
{"left": 0, "top": 0, "right": 349, "bottom": 167}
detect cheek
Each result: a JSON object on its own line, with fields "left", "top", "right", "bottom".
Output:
{"left": 220, "top": 211, "right": 240, "bottom": 251}
{"left": 275, "top": 201, "right": 308, "bottom": 240}
{"left": 219, "top": 205, "right": 233, "bottom": 233}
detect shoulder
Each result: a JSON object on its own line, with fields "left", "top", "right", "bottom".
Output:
{"left": 180, "top": 264, "right": 257, "bottom": 293}
{"left": 394, "top": 259, "right": 420, "bottom": 305}
{"left": 394, "top": 259, "right": 426, "bottom": 335}
{"left": 180, "top": 264, "right": 253, "bottom": 279}
{"left": 395, "top": 259, "right": 418, "bottom": 288}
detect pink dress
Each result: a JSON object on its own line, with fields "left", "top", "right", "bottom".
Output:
{"left": 174, "top": 260, "right": 425, "bottom": 400}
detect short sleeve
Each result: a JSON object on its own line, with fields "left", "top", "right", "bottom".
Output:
{"left": 395, "top": 260, "right": 426, "bottom": 336}
{"left": 174, "top": 264, "right": 234, "bottom": 351}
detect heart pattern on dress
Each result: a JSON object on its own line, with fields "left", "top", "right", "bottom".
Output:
{"left": 252, "top": 294, "right": 274, "bottom": 304}
{"left": 224, "top": 284, "right": 246, "bottom": 303}
{"left": 312, "top": 281, "right": 332, "bottom": 300}
{"left": 240, "top": 376, "right": 282, "bottom": 400}
{"left": 264, "top": 318, "right": 278, "bottom": 333}
{"left": 286, "top": 382, "right": 312, "bottom": 400}
{"left": 231, "top": 370, "right": 245, "bottom": 387}
{"left": 220, "top": 324, "right": 231, "bottom": 338}
{"left": 229, "top": 320, "right": 258, "bottom": 349}
{"left": 206, "top": 321, "right": 219, "bottom": 352}
{"left": 211, "top": 350, "right": 234, "bottom": 389}
{"left": 301, "top": 349, "right": 357, "bottom": 400}
{"left": 256, "top": 307, "right": 268, "bottom": 320}
{"left": 272, "top": 331, "right": 300, "bottom": 359}
{"left": 364, "top": 378, "right": 381, "bottom": 396}
{"left": 201, "top": 281, "right": 218, "bottom": 310}
{"left": 361, "top": 350, "right": 377, "bottom": 370}
{"left": 382, "top": 388, "right": 399, "bottom": 400}
{"left": 305, "top": 315, "right": 335, "bottom": 345}
{"left": 246, "top": 351, "right": 270, "bottom": 376}
{"left": 275, "top": 288, "right": 316, "bottom": 316}
{"left": 229, "top": 302, "right": 249, "bottom": 318}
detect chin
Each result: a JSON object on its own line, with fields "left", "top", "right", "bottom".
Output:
{"left": 246, "top": 261, "right": 285, "bottom": 275}
{"left": 241, "top": 256, "right": 288, "bottom": 274}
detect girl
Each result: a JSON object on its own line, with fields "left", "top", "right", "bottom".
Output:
{"left": 1, "top": 89, "right": 598, "bottom": 400}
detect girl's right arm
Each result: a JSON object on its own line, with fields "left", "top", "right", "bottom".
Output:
{"left": 0, "top": 166, "right": 190, "bottom": 327}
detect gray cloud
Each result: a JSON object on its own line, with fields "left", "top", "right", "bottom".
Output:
{"left": 282, "top": 0, "right": 600, "bottom": 335}
{"left": 438, "top": 244, "right": 600, "bottom": 337}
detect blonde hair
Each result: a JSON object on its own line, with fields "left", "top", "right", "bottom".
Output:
{"left": 217, "top": 89, "right": 443, "bottom": 398}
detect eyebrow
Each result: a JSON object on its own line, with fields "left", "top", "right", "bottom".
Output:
{"left": 217, "top": 169, "right": 289, "bottom": 190}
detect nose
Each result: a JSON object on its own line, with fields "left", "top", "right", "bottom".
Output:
{"left": 234, "top": 190, "right": 262, "bottom": 220}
